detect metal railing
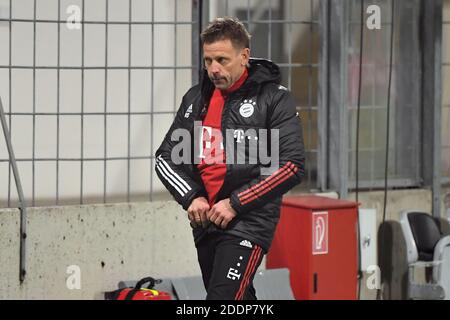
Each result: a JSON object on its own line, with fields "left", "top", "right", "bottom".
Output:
{"left": 0, "top": 96, "right": 27, "bottom": 282}
{"left": 0, "top": 0, "right": 321, "bottom": 208}
{"left": 0, "top": 0, "right": 197, "bottom": 208}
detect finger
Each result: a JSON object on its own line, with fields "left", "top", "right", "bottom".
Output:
{"left": 198, "top": 210, "right": 206, "bottom": 227}
{"left": 188, "top": 216, "right": 199, "bottom": 228}
{"left": 209, "top": 209, "right": 219, "bottom": 222}
{"left": 206, "top": 206, "right": 215, "bottom": 219}
{"left": 213, "top": 215, "right": 224, "bottom": 227}
{"left": 187, "top": 210, "right": 198, "bottom": 226}
{"left": 207, "top": 206, "right": 214, "bottom": 220}
{"left": 220, "top": 217, "right": 229, "bottom": 229}
{"left": 191, "top": 211, "right": 200, "bottom": 224}
{"left": 199, "top": 210, "right": 209, "bottom": 228}
{"left": 199, "top": 208, "right": 207, "bottom": 220}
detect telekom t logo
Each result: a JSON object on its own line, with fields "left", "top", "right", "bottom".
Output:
{"left": 234, "top": 129, "right": 245, "bottom": 143}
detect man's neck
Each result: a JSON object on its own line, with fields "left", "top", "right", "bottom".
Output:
{"left": 222, "top": 68, "right": 248, "bottom": 94}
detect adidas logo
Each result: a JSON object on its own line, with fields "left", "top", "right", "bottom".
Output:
{"left": 184, "top": 104, "right": 193, "bottom": 118}
{"left": 239, "top": 240, "right": 253, "bottom": 248}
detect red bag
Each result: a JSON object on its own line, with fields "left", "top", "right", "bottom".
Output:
{"left": 105, "top": 277, "right": 171, "bottom": 300}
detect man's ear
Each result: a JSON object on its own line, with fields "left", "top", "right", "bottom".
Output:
{"left": 241, "top": 48, "right": 250, "bottom": 66}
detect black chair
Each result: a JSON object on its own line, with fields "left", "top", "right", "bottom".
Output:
{"left": 400, "top": 211, "right": 450, "bottom": 300}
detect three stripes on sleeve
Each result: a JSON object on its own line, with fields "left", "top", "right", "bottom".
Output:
{"left": 155, "top": 155, "right": 192, "bottom": 197}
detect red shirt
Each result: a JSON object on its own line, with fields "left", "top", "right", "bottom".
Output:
{"left": 197, "top": 69, "right": 248, "bottom": 207}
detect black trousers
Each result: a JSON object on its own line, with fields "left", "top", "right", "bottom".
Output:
{"left": 196, "top": 232, "right": 265, "bottom": 300}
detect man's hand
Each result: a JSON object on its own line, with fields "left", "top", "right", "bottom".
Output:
{"left": 207, "top": 198, "right": 237, "bottom": 229}
{"left": 187, "top": 197, "right": 210, "bottom": 228}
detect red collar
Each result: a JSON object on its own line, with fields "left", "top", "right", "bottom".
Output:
{"left": 223, "top": 68, "right": 248, "bottom": 95}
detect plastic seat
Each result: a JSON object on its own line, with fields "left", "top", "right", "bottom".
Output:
{"left": 400, "top": 211, "right": 450, "bottom": 299}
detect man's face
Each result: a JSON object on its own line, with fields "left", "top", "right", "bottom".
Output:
{"left": 203, "top": 39, "right": 250, "bottom": 90}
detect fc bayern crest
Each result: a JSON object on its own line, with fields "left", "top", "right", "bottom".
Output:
{"left": 239, "top": 99, "right": 256, "bottom": 118}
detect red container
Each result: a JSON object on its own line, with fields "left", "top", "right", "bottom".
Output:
{"left": 266, "top": 195, "right": 359, "bottom": 300}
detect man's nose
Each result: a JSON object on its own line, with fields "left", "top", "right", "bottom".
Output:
{"left": 210, "top": 61, "right": 221, "bottom": 74}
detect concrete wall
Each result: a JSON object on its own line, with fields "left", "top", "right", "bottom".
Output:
{"left": 1, "top": 187, "right": 449, "bottom": 299}
{"left": 0, "top": 200, "right": 200, "bottom": 299}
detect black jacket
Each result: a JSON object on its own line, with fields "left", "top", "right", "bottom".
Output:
{"left": 155, "top": 58, "right": 305, "bottom": 251}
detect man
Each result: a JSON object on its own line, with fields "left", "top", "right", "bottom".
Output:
{"left": 155, "top": 17, "right": 305, "bottom": 300}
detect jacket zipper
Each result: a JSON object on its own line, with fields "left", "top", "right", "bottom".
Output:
{"left": 215, "top": 92, "right": 236, "bottom": 202}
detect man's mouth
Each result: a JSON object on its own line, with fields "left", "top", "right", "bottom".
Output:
{"left": 211, "top": 77, "right": 225, "bottom": 83}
